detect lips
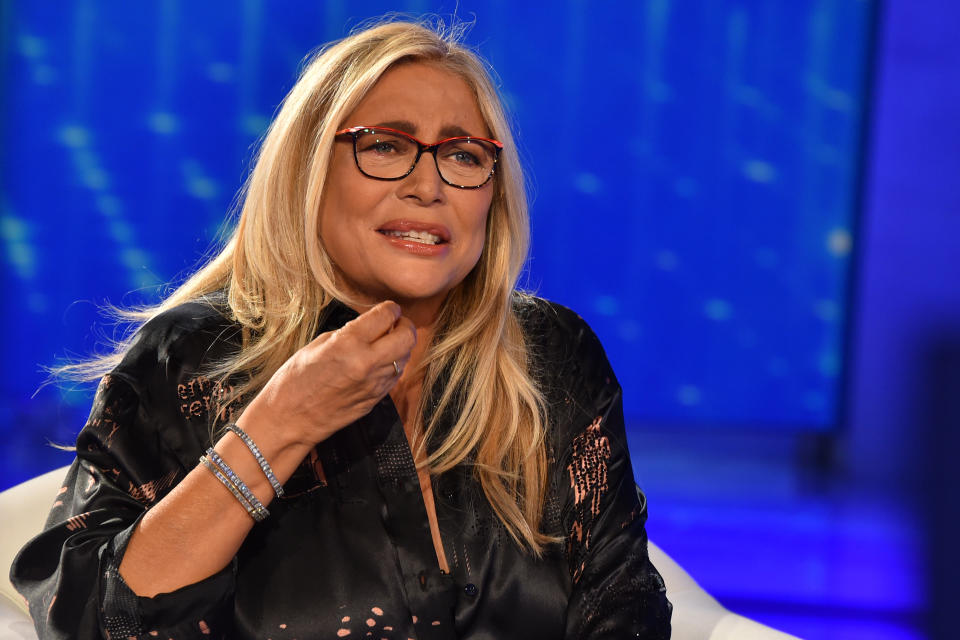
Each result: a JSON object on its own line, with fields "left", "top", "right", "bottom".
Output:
{"left": 375, "top": 220, "right": 451, "bottom": 246}
{"left": 380, "top": 229, "right": 443, "bottom": 245}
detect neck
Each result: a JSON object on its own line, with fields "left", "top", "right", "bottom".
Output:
{"left": 336, "top": 288, "right": 443, "bottom": 425}
{"left": 337, "top": 282, "right": 445, "bottom": 330}
{"left": 394, "top": 294, "right": 444, "bottom": 330}
{"left": 391, "top": 318, "right": 434, "bottom": 425}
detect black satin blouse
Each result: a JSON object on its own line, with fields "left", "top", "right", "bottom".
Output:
{"left": 11, "top": 294, "right": 672, "bottom": 639}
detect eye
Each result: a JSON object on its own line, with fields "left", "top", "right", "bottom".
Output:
{"left": 443, "top": 140, "right": 489, "bottom": 166}
{"left": 371, "top": 141, "right": 397, "bottom": 154}
{"left": 359, "top": 139, "right": 398, "bottom": 155}
{"left": 450, "top": 149, "right": 481, "bottom": 166}
{"left": 356, "top": 132, "right": 413, "bottom": 156}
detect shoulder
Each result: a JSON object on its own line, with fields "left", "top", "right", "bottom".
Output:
{"left": 112, "top": 294, "right": 242, "bottom": 387}
{"left": 513, "top": 293, "right": 612, "bottom": 373}
{"left": 512, "top": 294, "right": 591, "bottom": 340}
{"left": 512, "top": 293, "right": 620, "bottom": 419}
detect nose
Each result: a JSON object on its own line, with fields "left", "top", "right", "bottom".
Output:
{"left": 400, "top": 149, "right": 445, "bottom": 204}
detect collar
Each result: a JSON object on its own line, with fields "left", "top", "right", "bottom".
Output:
{"left": 314, "top": 298, "right": 361, "bottom": 337}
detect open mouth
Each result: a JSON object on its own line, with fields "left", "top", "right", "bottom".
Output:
{"left": 377, "top": 229, "right": 446, "bottom": 245}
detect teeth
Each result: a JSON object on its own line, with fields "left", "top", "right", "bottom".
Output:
{"left": 383, "top": 229, "right": 442, "bottom": 245}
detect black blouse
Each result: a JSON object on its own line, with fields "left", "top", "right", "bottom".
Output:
{"left": 11, "top": 295, "right": 672, "bottom": 639}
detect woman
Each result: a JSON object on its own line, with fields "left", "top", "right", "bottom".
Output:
{"left": 12, "top": 19, "right": 672, "bottom": 639}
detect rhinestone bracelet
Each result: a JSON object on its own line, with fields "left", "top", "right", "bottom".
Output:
{"left": 199, "top": 455, "right": 265, "bottom": 522}
{"left": 226, "top": 423, "right": 284, "bottom": 498}
{"left": 204, "top": 448, "right": 270, "bottom": 521}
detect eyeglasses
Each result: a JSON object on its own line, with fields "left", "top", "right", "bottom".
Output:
{"left": 335, "top": 126, "right": 503, "bottom": 189}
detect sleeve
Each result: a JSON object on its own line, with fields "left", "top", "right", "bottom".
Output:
{"left": 9, "top": 373, "right": 235, "bottom": 640}
{"left": 553, "top": 314, "right": 672, "bottom": 639}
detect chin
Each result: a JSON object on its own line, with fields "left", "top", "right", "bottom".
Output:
{"left": 374, "top": 264, "right": 465, "bottom": 300}
{"left": 383, "top": 280, "right": 453, "bottom": 304}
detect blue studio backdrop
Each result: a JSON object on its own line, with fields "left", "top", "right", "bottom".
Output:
{"left": 0, "top": 1, "right": 874, "bottom": 489}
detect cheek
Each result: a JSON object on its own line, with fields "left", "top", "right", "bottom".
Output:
{"left": 318, "top": 162, "right": 348, "bottom": 241}
{"left": 474, "top": 193, "right": 494, "bottom": 248}
{"left": 462, "top": 203, "right": 492, "bottom": 267}
{"left": 472, "top": 213, "right": 490, "bottom": 256}
{"left": 318, "top": 163, "right": 377, "bottom": 245}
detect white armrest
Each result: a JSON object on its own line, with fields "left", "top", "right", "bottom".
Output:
{"left": 711, "top": 612, "right": 802, "bottom": 640}
{"left": 648, "top": 542, "right": 801, "bottom": 640}
{"left": 0, "top": 597, "right": 36, "bottom": 639}
{"left": 0, "top": 466, "right": 70, "bottom": 621}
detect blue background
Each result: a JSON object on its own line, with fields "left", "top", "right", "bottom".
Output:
{"left": 1, "top": 0, "right": 871, "bottom": 441}
{"left": 3, "top": 1, "right": 959, "bottom": 639}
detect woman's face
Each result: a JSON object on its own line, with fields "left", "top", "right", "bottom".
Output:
{"left": 319, "top": 61, "right": 495, "bottom": 314}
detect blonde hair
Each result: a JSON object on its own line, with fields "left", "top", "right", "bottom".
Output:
{"left": 65, "top": 18, "right": 554, "bottom": 553}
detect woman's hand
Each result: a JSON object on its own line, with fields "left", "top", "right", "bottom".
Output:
{"left": 240, "top": 301, "right": 417, "bottom": 448}
{"left": 118, "top": 302, "right": 415, "bottom": 597}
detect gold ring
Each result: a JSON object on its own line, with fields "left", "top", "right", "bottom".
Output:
{"left": 392, "top": 360, "right": 401, "bottom": 376}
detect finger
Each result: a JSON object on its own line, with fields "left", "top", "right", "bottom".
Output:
{"left": 386, "top": 358, "right": 405, "bottom": 378}
{"left": 369, "top": 317, "right": 417, "bottom": 364}
{"left": 340, "top": 301, "right": 402, "bottom": 343}
{"left": 377, "top": 352, "right": 413, "bottom": 389}
{"left": 369, "top": 352, "right": 411, "bottom": 388}
{"left": 310, "top": 331, "right": 334, "bottom": 347}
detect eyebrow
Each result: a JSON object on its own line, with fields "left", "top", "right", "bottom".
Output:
{"left": 372, "top": 120, "right": 482, "bottom": 140}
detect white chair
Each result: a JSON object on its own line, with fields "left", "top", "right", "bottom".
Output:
{"left": 0, "top": 467, "right": 67, "bottom": 640}
{"left": 647, "top": 543, "right": 800, "bottom": 639}
{"left": 0, "top": 466, "right": 800, "bottom": 640}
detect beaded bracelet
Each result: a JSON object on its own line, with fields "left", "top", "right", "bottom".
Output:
{"left": 199, "top": 455, "right": 266, "bottom": 522}
{"left": 203, "top": 448, "right": 270, "bottom": 522}
{"left": 226, "top": 423, "right": 284, "bottom": 498}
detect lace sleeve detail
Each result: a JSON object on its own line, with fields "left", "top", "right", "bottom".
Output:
{"left": 561, "top": 387, "right": 672, "bottom": 639}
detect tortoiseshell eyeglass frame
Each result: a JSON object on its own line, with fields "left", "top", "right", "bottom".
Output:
{"left": 335, "top": 125, "right": 503, "bottom": 189}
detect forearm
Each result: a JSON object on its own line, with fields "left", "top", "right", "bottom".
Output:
{"left": 119, "top": 411, "right": 313, "bottom": 597}
{"left": 119, "top": 301, "right": 412, "bottom": 597}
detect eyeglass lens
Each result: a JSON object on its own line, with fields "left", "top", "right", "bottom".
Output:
{"left": 354, "top": 129, "right": 497, "bottom": 187}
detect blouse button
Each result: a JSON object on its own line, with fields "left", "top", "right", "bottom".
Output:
{"left": 463, "top": 583, "right": 478, "bottom": 597}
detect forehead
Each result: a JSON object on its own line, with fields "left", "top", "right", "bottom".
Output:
{"left": 346, "top": 61, "right": 490, "bottom": 138}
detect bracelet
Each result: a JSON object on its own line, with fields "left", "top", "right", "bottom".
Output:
{"left": 226, "top": 423, "right": 284, "bottom": 498}
{"left": 203, "top": 449, "right": 270, "bottom": 522}
{"left": 199, "top": 455, "right": 266, "bottom": 522}
{"left": 206, "top": 448, "right": 269, "bottom": 521}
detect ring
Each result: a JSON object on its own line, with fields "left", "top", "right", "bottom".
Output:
{"left": 392, "top": 360, "right": 401, "bottom": 376}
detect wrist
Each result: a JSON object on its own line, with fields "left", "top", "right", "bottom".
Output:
{"left": 227, "top": 410, "right": 313, "bottom": 491}
{"left": 235, "top": 399, "right": 313, "bottom": 454}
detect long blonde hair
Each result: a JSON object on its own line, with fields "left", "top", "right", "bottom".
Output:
{"left": 66, "top": 19, "right": 553, "bottom": 553}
